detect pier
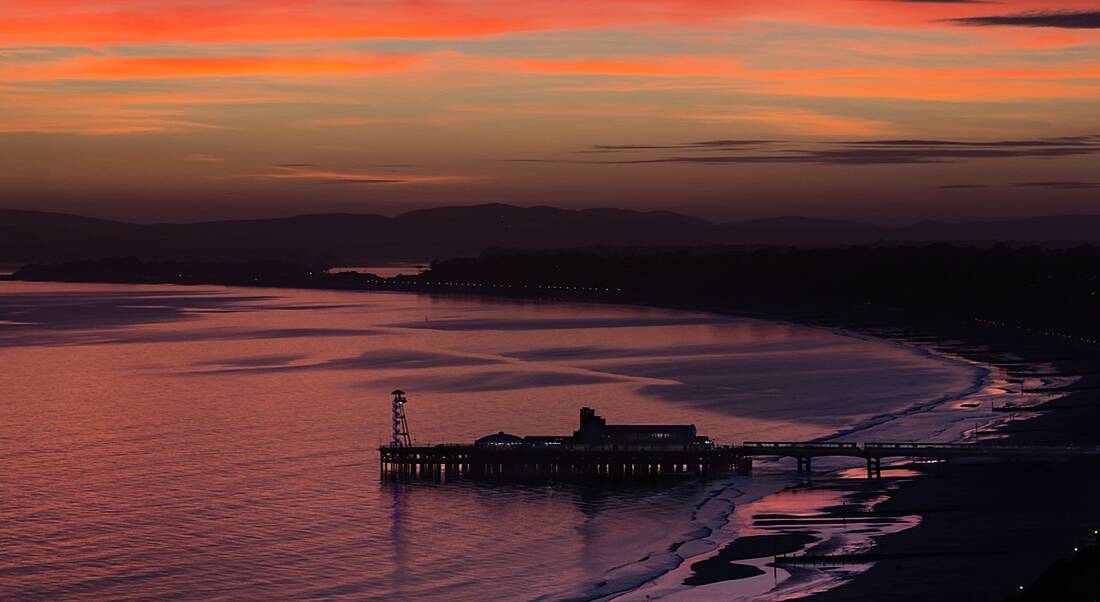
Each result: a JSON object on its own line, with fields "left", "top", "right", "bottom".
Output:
{"left": 378, "top": 393, "right": 1100, "bottom": 482}
{"left": 381, "top": 440, "right": 1100, "bottom": 481}
{"left": 740, "top": 441, "right": 1100, "bottom": 478}
{"left": 379, "top": 398, "right": 751, "bottom": 481}
{"left": 379, "top": 445, "right": 752, "bottom": 481}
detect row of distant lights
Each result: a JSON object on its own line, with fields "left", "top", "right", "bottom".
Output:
{"left": 388, "top": 281, "right": 625, "bottom": 293}
{"left": 181, "top": 272, "right": 625, "bottom": 293}
{"left": 1018, "top": 530, "right": 1099, "bottom": 593}
{"left": 973, "top": 317, "right": 1100, "bottom": 346}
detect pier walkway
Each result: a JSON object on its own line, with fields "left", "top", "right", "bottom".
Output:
{"left": 739, "top": 441, "right": 1100, "bottom": 478}
{"left": 379, "top": 445, "right": 751, "bottom": 481}
{"left": 380, "top": 441, "right": 1100, "bottom": 481}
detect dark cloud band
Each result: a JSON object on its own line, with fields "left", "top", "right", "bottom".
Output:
{"left": 517, "top": 136, "right": 1100, "bottom": 166}
{"left": 945, "top": 10, "right": 1100, "bottom": 29}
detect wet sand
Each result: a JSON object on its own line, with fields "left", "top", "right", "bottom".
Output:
{"left": 685, "top": 533, "right": 816, "bottom": 585}
{"left": 802, "top": 323, "right": 1100, "bottom": 601}
{"left": 638, "top": 306, "right": 1100, "bottom": 600}
{"left": 666, "top": 472, "right": 926, "bottom": 598}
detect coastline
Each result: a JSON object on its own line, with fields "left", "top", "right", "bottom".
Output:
{"left": 665, "top": 299, "right": 1099, "bottom": 601}
{"left": 5, "top": 275, "right": 1098, "bottom": 600}
{"left": 801, "top": 344, "right": 1100, "bottom": 601}
{"left": 603, "top": 317, "right": 1022, "bottom": 601}
{"left": 613, "top": 309, "right": 1095, "bottom": 602}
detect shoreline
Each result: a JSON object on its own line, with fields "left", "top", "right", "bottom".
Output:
{"left": 4, "top": 276, "right": 1097, "bottom": 599}
{"left": 611, "top": 327, "right": 1016, "bottom": 601}
{"left": 794, "top": 323, "right": 1100, "bottom": 601}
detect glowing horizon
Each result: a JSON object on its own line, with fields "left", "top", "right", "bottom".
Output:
{"left": 1, "top": 1, "right": 1098, "bottom": 223}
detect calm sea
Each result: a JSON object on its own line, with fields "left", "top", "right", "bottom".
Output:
{"left": 1, "top": 282, "right": 995, "bottom": 600}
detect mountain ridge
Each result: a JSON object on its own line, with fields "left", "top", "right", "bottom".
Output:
{"left": 4, "top": 204, "right": 1100, "bottom": 264}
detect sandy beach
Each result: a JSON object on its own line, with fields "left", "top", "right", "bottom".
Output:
{"left": 796, "top": 319, "right": 1100, "bottom": 601}
{"left": 640, "top": 308, "right": 1100, "bottom": 601}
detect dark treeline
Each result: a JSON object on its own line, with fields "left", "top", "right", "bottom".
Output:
{"left": 425, "top": 245, "right": 1100, "bottom": 338}
{"left": 13, "top": 244, "right": 1100, "bottom": 339}
{"left": 12, "top": 256, "right": 346, "bottom": 287}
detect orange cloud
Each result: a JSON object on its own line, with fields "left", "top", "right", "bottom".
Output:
{"left": 497, "top": 56, "right": 742, "bottom": 77}
{"left": 186, "top": 153, "right": 224, "bottom": 162}
{"left": 751, "top": 74, "right": 1100, "bottom": 102}
{"left": 0, "top": 114, "right": 223, "bottom": 135}
{"left": 2, "top": 0, "right": 1097, "bottom": 139}
{"left": 0, "top": 0, "right": 768, "bottom": 45}
{"left": 522, "top": 61, "right": 1100, "bottom": 102}
{"left": 237, "top": 166, "right": 475, "bottom": 185}
{"left": 0, "top": 54, "right": 425, "bottom": 81}
{"left": 1, "top": 0, "right": 1098, "bottom": 49}
{"left": 685, "top": 109, "right": 895, "bottom": 137}
{"left": 473, "top": 57, "right": 1100, "bottom": 101}
{"left": 447, "top": 102, "right": 663, "bottom": 119}
{"left": 313, "top": 115, "right": 471, "bottom": 126}
{"left": 0, "top": 86, "right": 236, "bottom": 135}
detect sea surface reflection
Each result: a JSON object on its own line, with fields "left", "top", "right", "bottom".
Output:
{"left": 0, "top": 282, "right": 982, "bottom": 600}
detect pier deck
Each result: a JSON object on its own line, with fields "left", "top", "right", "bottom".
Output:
{"left": 739, "top": 441, "right": 1100, "bottom": 477}
{"left": 380, "top": 441, "right": 1100, "bottom": 481}
{"left": 379, "top": 445, "right": 752, "bottom": 481}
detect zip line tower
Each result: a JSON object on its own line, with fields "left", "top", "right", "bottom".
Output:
{"left": 390, "top": 390, "right": 412, "bottom": 448}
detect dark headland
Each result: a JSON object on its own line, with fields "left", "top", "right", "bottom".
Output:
{"left": 7, "top": 221, "right": 1100, "bottom": 600}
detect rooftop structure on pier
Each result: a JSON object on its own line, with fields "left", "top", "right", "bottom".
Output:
{"left": 382, "top": 404, "right": 741, "bottom": 482}
{"left": 474, "top": 407, "right": 713, "bottom": 451}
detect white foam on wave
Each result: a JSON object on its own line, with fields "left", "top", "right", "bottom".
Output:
{"left": 538, "top": 475, "right": 796, "bottom": 602}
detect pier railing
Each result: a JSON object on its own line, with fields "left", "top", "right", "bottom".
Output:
{"left": 378, "top": 440, "right": 1100, "bottom": 482}
{"left": 742, "top": 442, "right": 859, "bottom": 449}
{"left": 378, "top": 444, "right": 752, "bottom": 482}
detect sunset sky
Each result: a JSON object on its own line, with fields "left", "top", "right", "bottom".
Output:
{"left": 2, "top": 0, "right": 1098, "bottom": 223}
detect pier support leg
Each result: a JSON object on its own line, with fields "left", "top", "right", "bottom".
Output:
{"left": 867, "top": 457, "right": 881, "bottom": 479}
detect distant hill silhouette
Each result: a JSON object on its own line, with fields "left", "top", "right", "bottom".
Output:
{"left": 5, "top": 204, "right": 1100, "bottom": 264}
